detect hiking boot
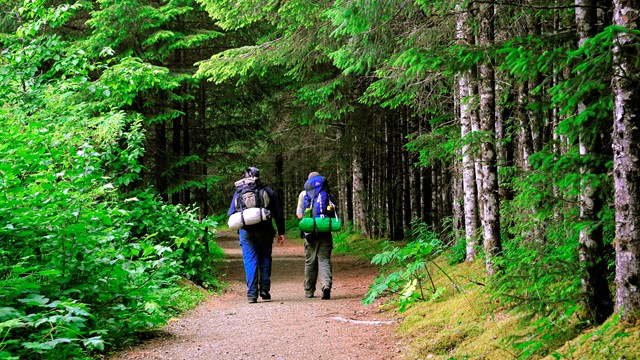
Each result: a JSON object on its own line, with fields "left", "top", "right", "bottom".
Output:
{"left": 259, "top": 290, "right": 271, "bottom": 301}
{"left": 248, "top": 297, "right": 257, "bottom": 304}
{"left": 321, "top": 288, "right": 331, "bottom": 300}
{"left": 305, "top": 291, "right": 314, "bottom": 298}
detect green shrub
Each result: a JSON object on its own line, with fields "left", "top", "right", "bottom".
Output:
{"left": 363, "top": 219, "right": 445, "bottom": 311}
{"left": 0, "top": 4, "right": 222, "bottom": 358}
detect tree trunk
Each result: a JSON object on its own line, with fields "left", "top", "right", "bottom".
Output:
{"left": 440, "top": 161, "right": 452, "bottom": 235}
{"left": 182, "top": 100, "right": 191, "bottom": 205}
{"left": 528, "top": 15, "right": 543, "bottom": 155}
{"left": 395, "top": 116, "right": 406, "bottom": 239}
{"left": 171, "top": 113, "right": 182, "bottom": 205}
{"left": 458, "top": 3, "right": 480, "bottom": 261}
{"left": 517, "top": 82, "right": 534, "bottom": 171}
{"left": 612, "top": 0, "right": 640, "bottom": 321}
{"left": 574, "top": 0, "right": 614, "bottom": 324}
{"left": 431, "top": 162, "right": 439, "bottom": 233}
{"left": 478, "top": 0, "right": 502, "bottom": 277}
{"left": 352, "top": 148, "right": 368, "bottom": 237}
{"left": 452, "top": 153, "right": 465, "bottom": 244}
{"left": 402, "top": 115, "right": 412, "bottom": 232}
{"left": 411, "top": 151, "right": 422, "bottom": 222}
{"left": 471, "top": 82, "right": 485, "bottom": 223}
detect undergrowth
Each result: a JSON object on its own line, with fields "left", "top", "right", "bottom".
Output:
{"left": 362, "top": 221, "right": 638, "bottom": 359}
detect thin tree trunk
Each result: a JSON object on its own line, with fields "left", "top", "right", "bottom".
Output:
{"left": 458, "top": 3, "right": 480, "bottom": 261}
{"left": 478, "top": 0, "right": 502, "bottom": 277}
{"left": 421, "top": 119, "right": 432, "bottom": 225}
{"left": 441, "top": 162, "right": 452, "bottom": 235}
{"left": 431, "top": 162, "right": 439, "bottom": 233}
{"left": 411, "top": 151, "right": 422, "bottom": 221}
{"left": 422, "top": 166, "right": 431, "bottom": 225}
{"left": 335, "top": 125, "right": 349, "bottom": 221}
{"left": 172, "top": 113, "right": 182, "bottom": 205}
{"left": 182, "top": 102, "right": 191, "bottom": 205}
{"left": 402, "top": 115, "right": 412, "bottom": 232}
{"left": 470, "top": 85, "right": 485, "bottom": 223}
{"left": 612, "top": 0, "right": 640, "bottom": 321}
{"left": 528, "top": 14, "right": 543, "bottom": 154}
{"left": 395, "top": 116, "right": 406, "bottom": 239}
{"left": 517, "top": 82, "right": 534, "bottom": 171}
{"left": 352, "top": 144, "right": 368, "bottom": 237}
{"left": 452, "top": 153, "right": 465, "bottom": 244}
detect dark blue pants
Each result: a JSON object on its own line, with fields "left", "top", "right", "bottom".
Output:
{"left": 239, "top": 229, "right": 273, "bottom": 300}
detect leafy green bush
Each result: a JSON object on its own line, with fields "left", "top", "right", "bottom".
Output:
{"left": 0, "top": 4, "right": 222, "bottom": 358}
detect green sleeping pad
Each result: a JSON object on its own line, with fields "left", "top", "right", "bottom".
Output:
{"left": 299, "top": 217, "right": 342, "bottom": 232}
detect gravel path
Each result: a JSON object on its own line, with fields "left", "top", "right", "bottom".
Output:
{"left": 110, "top": 231, "right": 405, "bottom": 360}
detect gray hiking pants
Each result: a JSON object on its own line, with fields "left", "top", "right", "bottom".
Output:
{"left": 304, "top": 232, "right": 333, "bottom": 294}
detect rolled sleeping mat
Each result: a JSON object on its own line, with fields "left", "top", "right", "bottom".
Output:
{"left": 228, "top": 208, "right": 271, "bottom": 230}
{"left": 299, "top": 217, "right": 342, "bottom": 232}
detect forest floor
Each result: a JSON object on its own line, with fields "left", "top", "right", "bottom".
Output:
{"left": 110, "top": 230, "right": 406, "bottom": 360}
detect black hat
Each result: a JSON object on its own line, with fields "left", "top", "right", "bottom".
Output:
{"left": 245, "top": 167, "right": 260, "bottom": 178}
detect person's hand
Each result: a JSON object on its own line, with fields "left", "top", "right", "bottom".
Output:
{"left": 297, "top": 214, "right": 303, "bottom": 220}
{"left": 277, "top": 234, "right": 285, "bottom": 245}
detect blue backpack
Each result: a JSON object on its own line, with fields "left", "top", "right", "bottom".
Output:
{"left": 303, "top": 175, "right": 336, "bottom": 218}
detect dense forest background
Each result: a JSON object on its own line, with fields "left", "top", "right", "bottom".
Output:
{"left": 1, "top": 0, "right": 639, "bottom": 359}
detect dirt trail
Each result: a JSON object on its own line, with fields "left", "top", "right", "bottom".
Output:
{"left": 111, "top": 231, "right": 405, "bottom": 360}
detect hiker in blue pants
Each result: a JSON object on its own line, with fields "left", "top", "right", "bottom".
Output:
{"left": 229, "top": 167, "right": 285, "bottom": 303}
{"left": 296, "top": 171, "right": 334, "bottom": 300}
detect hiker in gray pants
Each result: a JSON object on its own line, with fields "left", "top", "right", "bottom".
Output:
{"left": 296, "top": 172, "right": 333, "bottom": 300}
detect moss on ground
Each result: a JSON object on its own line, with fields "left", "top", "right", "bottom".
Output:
{"left": 384, "top": 255, "right": 640, "bottom": 360}
{"left": 547, "top": 320, "right": 640, "bottom": 359}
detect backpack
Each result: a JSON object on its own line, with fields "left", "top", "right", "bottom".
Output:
{"left": 234, "top": 176, "right": 270, "bottom": 212}
{"left": 303, "top": 175, "right": 336, "bottom": 218}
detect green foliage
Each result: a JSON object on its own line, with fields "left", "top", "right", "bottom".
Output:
{"left": 551, "top": 314, "right": 640, "bottom": 359}
{"left": 447, "top": 238, "right": 467, "bottom": 265}
{"left": 197, "top": 0, "right": 276, "bottom": 31}
{"left": 1, "top": 0, "right": 634, "bottom": 358}
{"left": 123, "top": 191, "right": 221, "bottom": 288}
{"left": 0, "top": 3, "right": 222, "bottom": 358}
{"left": 329, "top": 223, "right": 388, "bottom": 260}
{"left": 363, "top": 220, "right": 445, "bottom": 312}
{"left": 86, "top": 0, "right": 222, "bottom": 62}
{"left": 497, "top": 140, "right": 615, "bottom": 356}
{"left": 406, "top": 117, "right": 458, "bottom": 166}
{"left": 486, "top": 17, "right": 619, "bottom": 358}
{"left": 294, "top": 77, "right": 354, "bottom": 123}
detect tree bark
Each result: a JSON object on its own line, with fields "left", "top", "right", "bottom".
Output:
{"left": 612, "top": 0, "right": 640, "bottom": 321}
{"left": 352, "top": 147, "right": 368, "bottom": 237}
{"left": 171, "top": 113, "right": 182, "bottom": 205}
{"left": 574, "top": 0, "right": 614, "bottom": 324}
{"left": 402, "top": 115, "right": 413, "bottom": 232}
{"left": 478, "top": 0, "right": 502, "bottom": 277}
{"left": 458, "top": 3, "right": 480, "bottom": 261}
{"left": 336, "top": 127, "right": 349, "bottom": 223}
{"left": 182, "top": 101, "right": 191, "bottom": 205}
{"left": 452, "top": 153, "right": 465, "bottom": 244}
{"left": 517, "top": 82, "right": 534, "bottom": 171}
